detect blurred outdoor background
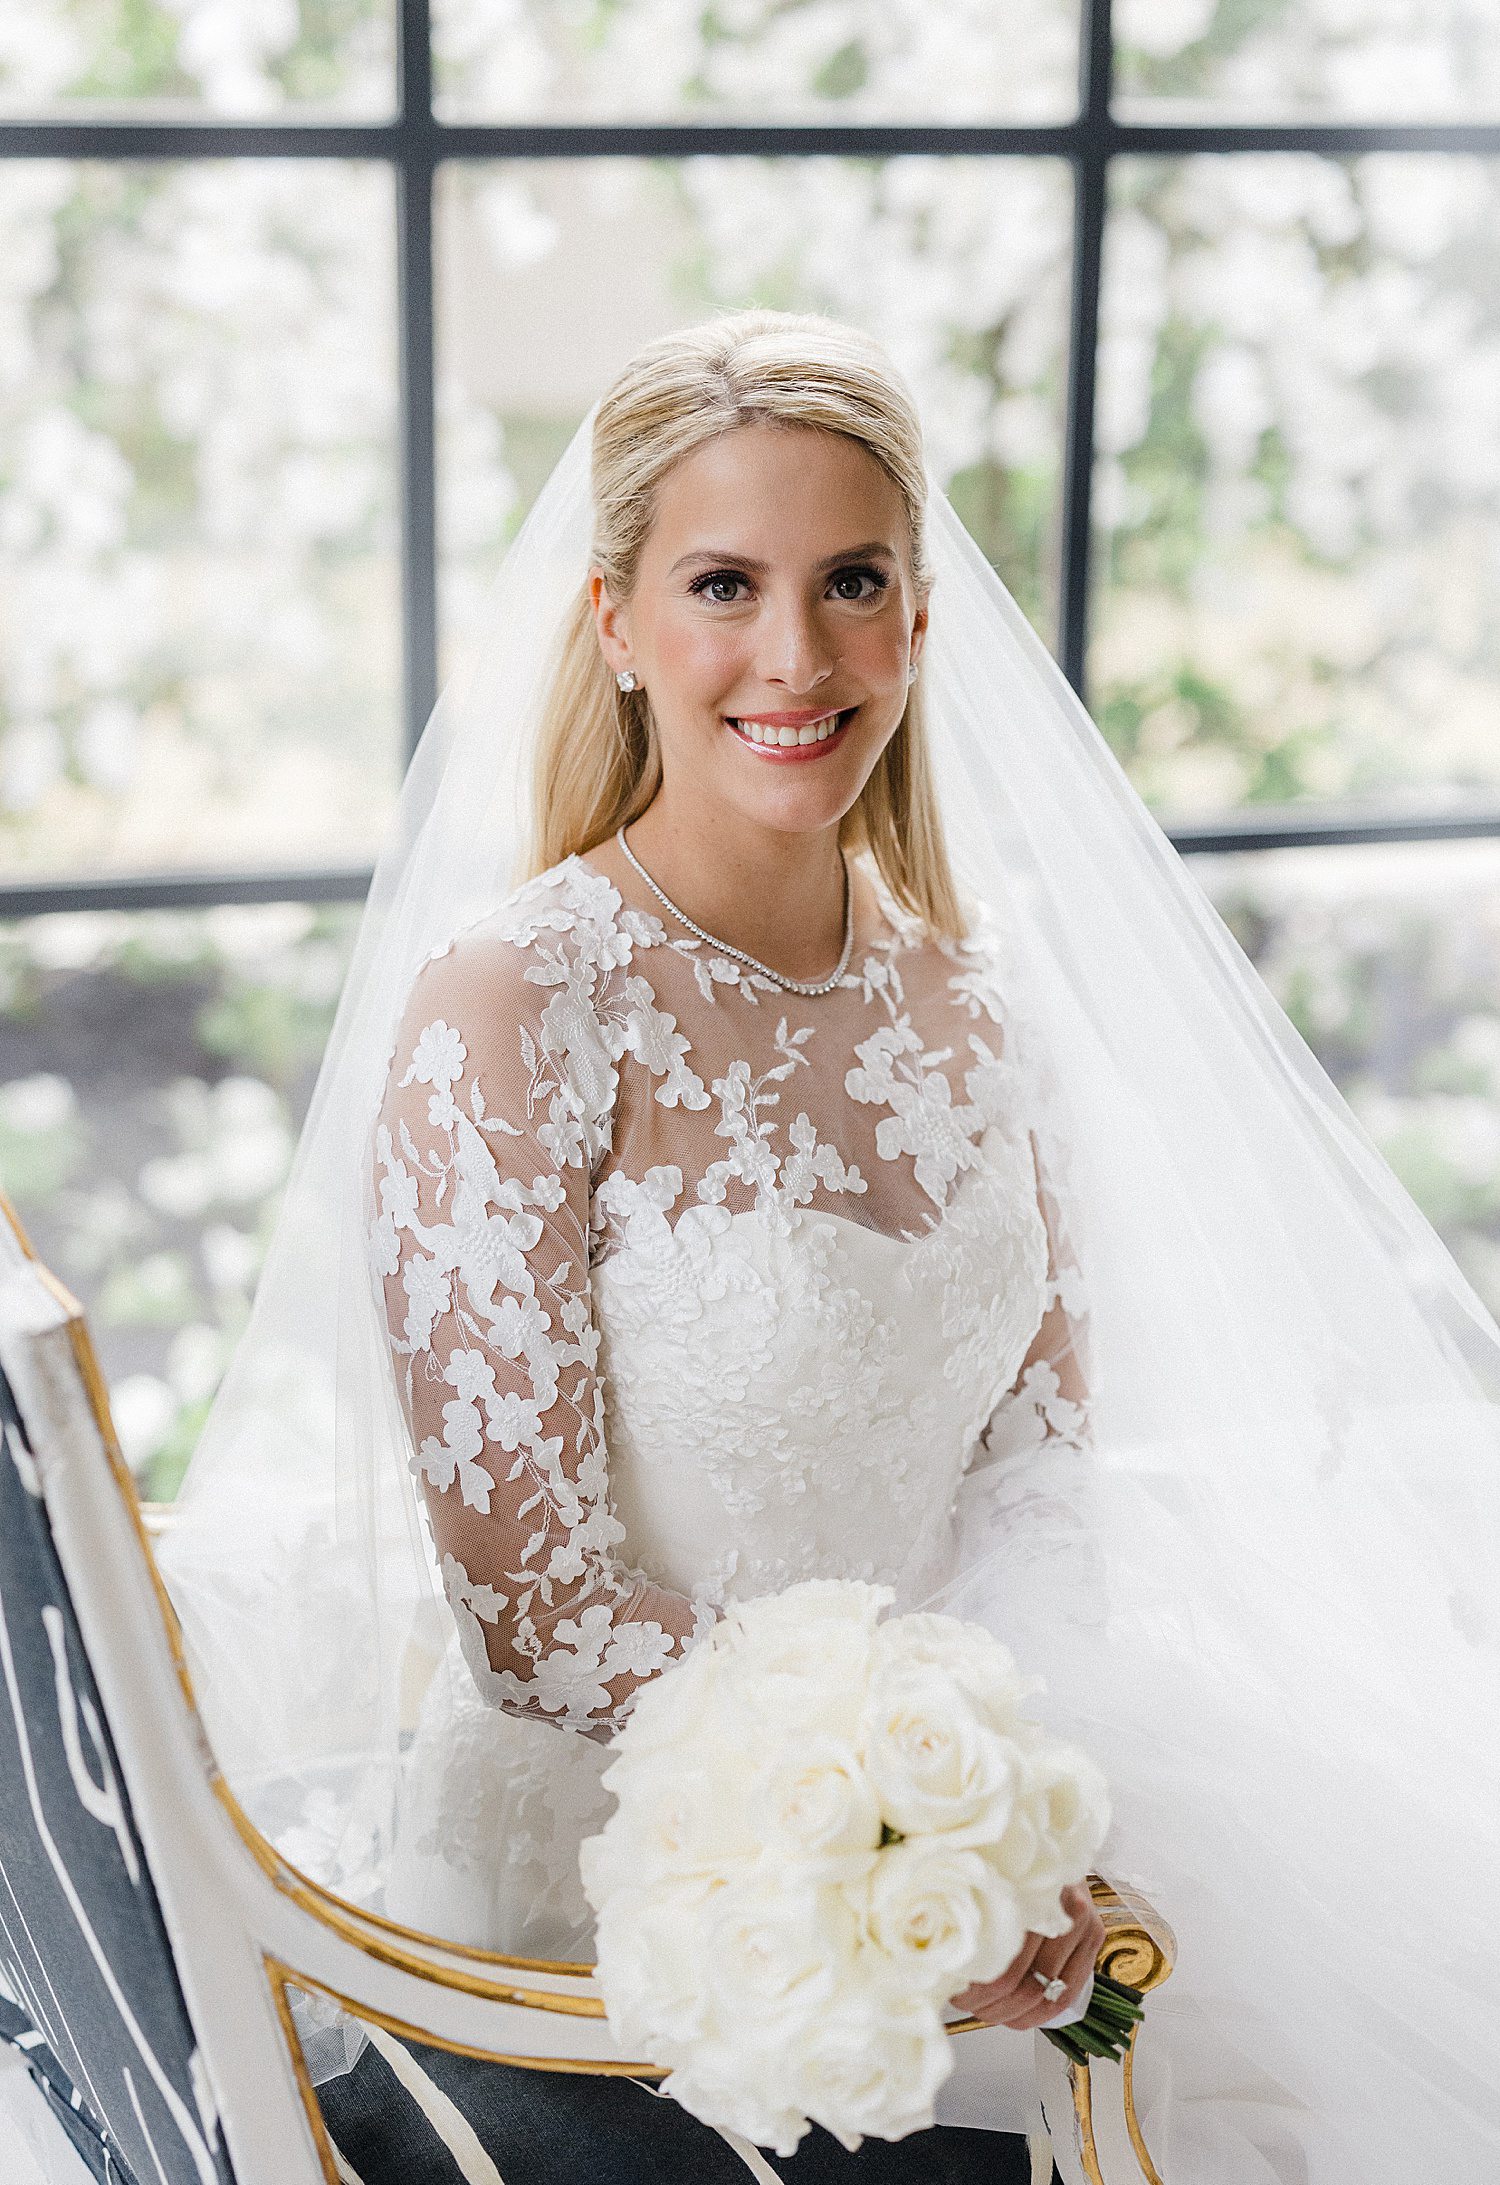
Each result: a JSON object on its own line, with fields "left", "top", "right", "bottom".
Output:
{"left": 2, "top": 0, "right": 1499, "bottom": 1496}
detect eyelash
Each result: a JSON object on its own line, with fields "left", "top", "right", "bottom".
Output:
{"left": 687, "top": 565, "right": 890, "bottom": 606}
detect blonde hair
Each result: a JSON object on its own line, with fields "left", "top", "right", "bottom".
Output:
{"left": 526, "top": 306, "right": 966, "bottom": 942}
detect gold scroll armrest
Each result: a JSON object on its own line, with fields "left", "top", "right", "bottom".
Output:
{"left": 1088, "top": 1869, "right": 1176, "bottom": 1996}
{"left": 1034, "top": 1871, "right": 1177, "bottom": 2185}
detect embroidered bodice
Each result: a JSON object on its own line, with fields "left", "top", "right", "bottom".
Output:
{"left": 369, "top": 843, "right": 1089, "bottom": 1769}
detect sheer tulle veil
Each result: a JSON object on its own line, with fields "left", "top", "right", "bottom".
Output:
{"left": 156, "top": 381, "right": 1500, "bottom": 2180}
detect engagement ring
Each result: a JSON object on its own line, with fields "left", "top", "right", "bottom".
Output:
{"left": 1032, "top": 1971, "right": 1068, "bottom": 2003}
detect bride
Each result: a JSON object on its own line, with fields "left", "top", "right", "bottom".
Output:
{"left": 159, "top": 308, "right": 1500, "bottom": 2182}
{"left": 363, "top": 353, "right": 1097, "bottom": 2175}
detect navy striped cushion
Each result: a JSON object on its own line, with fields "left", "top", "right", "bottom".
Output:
{"left": 312, "top": 2017, "right": 1057, "bottom": 2184}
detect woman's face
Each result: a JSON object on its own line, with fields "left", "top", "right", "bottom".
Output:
{"left": 590, "top": 421, "right": 928, "bottom": 841}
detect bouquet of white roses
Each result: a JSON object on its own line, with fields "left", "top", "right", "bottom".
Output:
{"left": 578, "top": 1578, "right": 1128, "bottom": 2155}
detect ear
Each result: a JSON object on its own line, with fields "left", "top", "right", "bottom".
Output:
{"left": 589, "top": 566, "right": 634, "bottom": 679}
{"left": 909, "top": 591, "right": 930, "bottom": 672}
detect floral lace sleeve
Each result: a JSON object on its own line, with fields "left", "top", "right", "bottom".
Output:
{"left": 947, "top": 1118, "right": 1103, "bottom": 1632}
{"left": 976, "top": 1128, "right": 1091, "bottom": 1464}
{"left": 368, "top": 919, "right": 713, "bottom": 1744}
{"left": 939, "top": 897, "right": 1090, "bottom": 1465}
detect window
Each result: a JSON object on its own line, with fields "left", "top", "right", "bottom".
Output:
{"left": 4, "top": 0, "right": 1499, "bottom": 1482}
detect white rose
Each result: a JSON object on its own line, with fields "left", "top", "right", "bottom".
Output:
{"left": 720, "top": 1626, "right": 878, "bottom": 1746}
{"left": 604, "top": 1638, "right": 721, "bottom": 1761}
{"left": 710, "top": 1580, "right": 889, "bottom": 1738}
{"left": 857, "top": 1839, "right": 1027, "bottom": 1997}
{"left": 871, "top": 1611, "right": 1037, "bottom": 1733}
{"left": 661, "top": 2052, "right": 811, "bottom": 2159}
{"left": 786, "top": 1987, "right": 955, "bottom": 2150}
{"left": 590, "top": 1876, "right": 719, "bottom": 2052}
{"left": 731, "top": 1578, "right": 894, "bottom": 1645}
{"left": 747, "top": 1734, "right": 882, "bottom": 1875}
{"left": 859, "top": 1660, "right": 1021, "bottom": 1847}
{"left": 987, "top": 1739, "right": 1111, "bottom": 1934}
{"left": 1027, "top": 1738, "right": 1110, "bottom": 1870}
{"left": 696, "top": 1872, "right": 861, "bottom": 2038}
{"left": 578, "top": 1805, "right": 684, "bottom": 1905}
{"left": 583, "top": 1746, "right": 762, "bottom": 1896}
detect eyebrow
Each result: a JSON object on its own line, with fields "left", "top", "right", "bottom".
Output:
{"left": 668, "top": 541, "right": 899, "bottom": 577}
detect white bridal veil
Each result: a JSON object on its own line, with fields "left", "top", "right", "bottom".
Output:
{"left": 154, "top": 386, "right": 1500, "bottom": 2182}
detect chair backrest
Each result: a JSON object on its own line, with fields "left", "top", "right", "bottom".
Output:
{"left": 0, "top": 1230, "right": 236, "bottom": 2185}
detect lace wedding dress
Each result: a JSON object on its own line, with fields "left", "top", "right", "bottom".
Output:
{"left": 367, "top": 836, "right": 1089, "bottom": 2133}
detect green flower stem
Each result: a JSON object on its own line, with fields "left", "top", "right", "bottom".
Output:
{"left": 1046, "top": 2029, "right": 1090, "bottom": 2066}
{"left": 1040, "top": 1975, "right": 1145, "bottom": 2066}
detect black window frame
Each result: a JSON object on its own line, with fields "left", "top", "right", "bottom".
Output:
{"left": 3, "top": 0, "right": 1500, "bottom": 919}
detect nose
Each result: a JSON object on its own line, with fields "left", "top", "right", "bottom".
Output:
{"left": 759, "top": 595, "right": 837, "bottom": 695}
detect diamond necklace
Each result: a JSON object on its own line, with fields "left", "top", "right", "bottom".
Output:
{"left": 614, "top": 823, "right": 854, "bottom": 997}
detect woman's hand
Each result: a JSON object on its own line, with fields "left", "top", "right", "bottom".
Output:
{"left": 949, "top": 1881, "right": 1105, "bottom": 2031}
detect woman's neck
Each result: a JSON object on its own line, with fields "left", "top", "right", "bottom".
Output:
{"left": 607, "top": 804, "right": 857, "bottom": 984}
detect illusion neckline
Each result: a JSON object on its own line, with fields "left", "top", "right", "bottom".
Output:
{"left": 568, "top": 842, "right": 922, "bottom": 980}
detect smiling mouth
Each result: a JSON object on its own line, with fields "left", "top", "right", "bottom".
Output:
{"left": 725, "top": 707, "right": 857, "bottom": 758}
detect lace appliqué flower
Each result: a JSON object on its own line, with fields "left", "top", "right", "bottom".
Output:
{"left": 698, "top": 1016, "right": 867, "bottom": 1232}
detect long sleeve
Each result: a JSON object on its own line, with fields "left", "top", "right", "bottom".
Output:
{"left": 368, "top": 917, "right": 712, "bottom": 1743}
{"left": 977, "top": 1125, "right": 1092, "bottom": 1464}
{"left": 942, "top": 1124, "right": 1098, "bottom": 1621}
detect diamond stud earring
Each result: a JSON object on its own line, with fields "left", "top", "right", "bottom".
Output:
{"left": 907, "top": 661, "right": 919, "bottom": 683}
{"left": 616, "top": 668, "right": 638, "bottom": 692}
